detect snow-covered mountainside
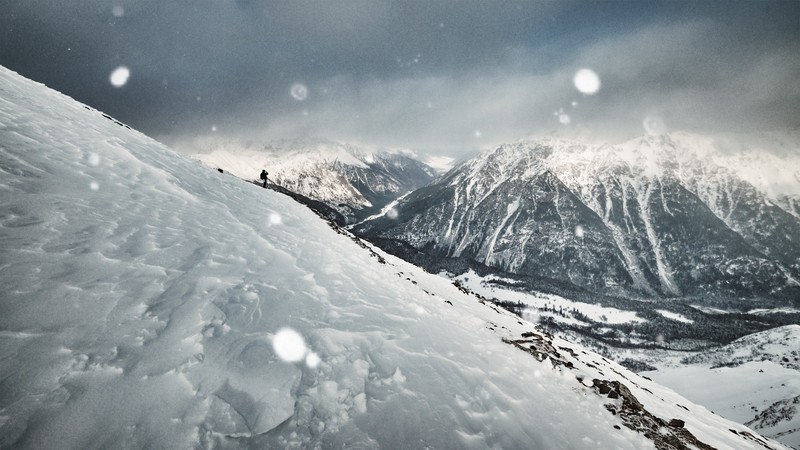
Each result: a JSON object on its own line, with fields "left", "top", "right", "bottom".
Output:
{"left": 190, "top": 138, "right": 436, "bottom": 223}
{"left": 354, "top": 136, "right": 800, "bottom": 301}
{"left": 0, "top": 66, "right": 789, "bottom": 449}
{"left": 640, "top": 325, "right": 800, "bottom": 449}
{"left": 680, "top": 324, "right": 800, "bottom": 370}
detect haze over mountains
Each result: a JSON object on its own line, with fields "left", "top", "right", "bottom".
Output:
{"left": 183, "top": 92, "right": 800, "bottom": 449}
{"left": 2, "top": 64, "right": 797, "bottom": 449}
{"left": 189, "top": 127, "right": 800, "bottom": 304}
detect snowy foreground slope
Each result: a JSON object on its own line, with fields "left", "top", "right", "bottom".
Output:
{"left": 0, "top": 65, "right": 788, "bottom": 449}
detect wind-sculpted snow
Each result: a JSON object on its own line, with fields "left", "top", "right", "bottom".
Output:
{"left": 356, "top": 135, "right": 800, "bottom": 300}
{"left": 0, "top": 66, "right": 789, "bottom": 449}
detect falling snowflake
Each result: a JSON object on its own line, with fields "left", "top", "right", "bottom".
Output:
{"left": 290, "top": 83, "right": 308, "bottom": 101}
{"left": 90, "top": 181, "right": 99, "bottom": 191}
{"left": 573, "top": 69, "right": 600, "bottom": 95}
{"left": 474, "top": 130, "right": 482, "bottom": 138}
{"left": 575, "top": 225, "right": 585, "bottom": 238}
{"left": 109, "top": 66, "right": 130, "bottom": 88}
{"left": 269, "top": 213, "right": 282, "bottom": 225}
{"left": 272, "top": 328, "right": 307, "bottom": 363}
{"left": 559, "top": 113, "right": 571, "bottom": 125}
{"left": 111, "top": 5, "right": 124, "bottom": 17}
{"left": 88, "top": 153, "right": 100, "bottom": 167}
{"left": 305, "top": 352, "right": 321, "bottom": 368}
{"left": 643, "top": 115, "right": 667, "bottom": 136}
{"left": 386, "top": 208, "right": 399, "bottom": 219}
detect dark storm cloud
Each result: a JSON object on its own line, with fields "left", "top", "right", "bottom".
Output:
{"left": 2, "top": 0, "right": 799, "bottom": 152}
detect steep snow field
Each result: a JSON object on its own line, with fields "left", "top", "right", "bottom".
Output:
{"left": 0, "top": 65, "right": 789, "bottom": 449}
{"left": 647, "top": 361, "right": 800, "bottom": 448}
{"left": 643, "top": 326, "right": 800, "bottom": 449}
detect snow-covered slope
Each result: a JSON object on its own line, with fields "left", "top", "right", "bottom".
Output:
{"left": 643, "top": 326, "right": 800, "bottom": 449}
{"left": 355, "top": 135, "right": 800, "bottom": 301}
{"left": 189, "top": 138, "right": 436, "bottom": 223}
{"left": 0, "top": 65, "right": 789, "bottom": 449}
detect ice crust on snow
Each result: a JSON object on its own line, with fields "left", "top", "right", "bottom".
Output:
{"left": 0, "top": 65, "right": 789, "bottom": 449}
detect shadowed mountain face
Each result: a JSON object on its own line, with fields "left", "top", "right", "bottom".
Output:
{"left": 354, "top": 135, "right": 800, "bottom": 302}
{"left": 335, "top": 151, "right": 437, "bottom": 220}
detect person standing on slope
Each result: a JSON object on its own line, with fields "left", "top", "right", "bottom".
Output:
{"left": 260, "top": 169, "right": 269, "bottom": 188}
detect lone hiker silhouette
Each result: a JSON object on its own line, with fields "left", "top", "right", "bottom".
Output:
{"left": 259, "top": 169, "right": 269, "bottom": 188}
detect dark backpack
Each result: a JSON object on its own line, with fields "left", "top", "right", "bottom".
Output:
{"left": 260, "top": 171, "right": 267, "bottom": 180}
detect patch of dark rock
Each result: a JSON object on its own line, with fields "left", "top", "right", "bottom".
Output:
{"left": 503, "top": 331, "right": 755, "bottom": 449}
{"left": 668, "top": 419, "right": 685, "bottom": 428}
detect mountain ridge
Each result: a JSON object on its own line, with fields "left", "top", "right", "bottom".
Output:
{"left": 189, "top": 137, "right": 436, "bottom": 223}
{"left": 354, "top": 134, "right": 800, "bottom": 301}
{"left": 0, "top": 64, "right": 790, "bottom": 450}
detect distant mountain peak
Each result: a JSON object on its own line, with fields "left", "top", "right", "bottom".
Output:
{"left": 191, "top": 137, "right": 436, "bottom": 223}
{"left": 355, "top": 134, "right": 800, "bottom": 301}
{"left": 0, "top": 65, "right": 791, "bottom": 450}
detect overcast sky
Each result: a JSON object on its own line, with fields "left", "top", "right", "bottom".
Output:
{"left": 3, "top": 1, "right": 799, "bottom": 153}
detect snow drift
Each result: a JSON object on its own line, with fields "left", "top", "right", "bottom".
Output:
{"left": 0, "top": 65, "right": 788, "bottom": 449}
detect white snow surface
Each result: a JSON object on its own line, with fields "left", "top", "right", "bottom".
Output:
{"left": 422, "top": 154, "right": 456, "bottom": 173}
{"left": 0, "top": 65, "right": 789, "bottom": 449}
{"left": 454, "top": 271, "right": 647, "bottom": 326}
{"left": 646, "top": 362, "right": 800, "bottom": 448}
{"left": 655, "top": 310, "right": 694, "bottom": 324}
{"left": 749, "top": 308, "right": 800, "bottom": 316}
{"left": 643, "top": 326, "right": 800, "bottom": 449}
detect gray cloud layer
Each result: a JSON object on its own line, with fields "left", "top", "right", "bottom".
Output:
{"left": 3, "top": 1, "right": 799, "bottom": 152}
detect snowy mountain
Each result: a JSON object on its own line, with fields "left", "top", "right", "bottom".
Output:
{"left": 0, "top": 65, "right": 790, "bottom": 449}
{"left": 640, "top": 325, "right": 800, "bottom": 449}
{"left": 354, "top": 135, "right": 800, "bottom": 302}
{"left": 190, "top": 138, "right": 436, "bottom": 223}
